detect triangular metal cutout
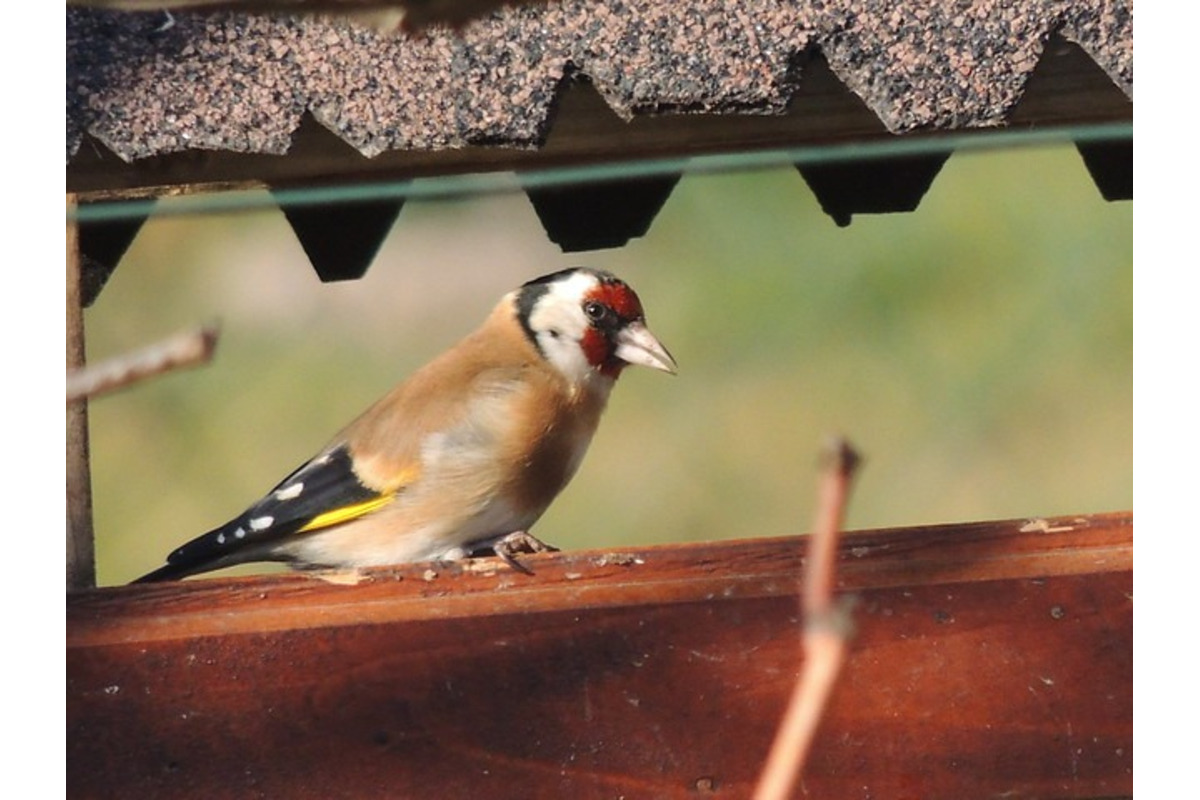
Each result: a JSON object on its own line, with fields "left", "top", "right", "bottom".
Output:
{"left": 78, "top": 201, "right": 153, "bottom": 307}
{"left": 524, "top": 174, "right": 680, "bottom": 252}
{"left": 788, "top": 51, "right": 950, "bottom": 226}
{"left": 797, "top": 152, "right": 950, "bottom": 227}
{"left": 520, "top": 76, "right": 682, "bottom": 251}
{"left": 797, "top": 153, "right": 950, "bottom": 227}
{"left": 273, "top": 192, "right": 403, "bottom": 282}
{"left": 1076, "top": 140, "right": 1132, "bottom": 201}
{"left": 1009, "top": 34, "right": 1133, "bottom": 126}
{"left": 1010, "top": 34, "right": 1132, "bottom": 201}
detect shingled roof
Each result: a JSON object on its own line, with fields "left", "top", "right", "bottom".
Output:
{"left": 67, "top": 0, "right": 1131, "bottom": 161}
{"left": 66, "top": 1, "right": 1132, "bottom": 282}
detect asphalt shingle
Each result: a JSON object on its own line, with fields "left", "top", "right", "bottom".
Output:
{"left": 66, "top": 1, "right": 1133, "bottom": 163}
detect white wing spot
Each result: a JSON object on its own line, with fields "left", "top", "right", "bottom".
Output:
{"left": 234, "top": 526, "right": 247, "bottom": 539}
{"left": 216, "top": 533, "right": 226, "bottom": 544}
{"left": 249, "top": 517, "right": 273, "bottom": 532}
{"left": 275, "top": 483, "right": 304, "bottom": 501}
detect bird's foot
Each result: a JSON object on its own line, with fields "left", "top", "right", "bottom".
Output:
{"left": 473, "top": 530, "right": 559, "bottom": 575}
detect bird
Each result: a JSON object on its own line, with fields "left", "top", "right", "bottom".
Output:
{"left": 133, "top": 267, "right": 676, "bottom": 583}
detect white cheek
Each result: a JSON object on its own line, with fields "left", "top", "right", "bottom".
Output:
{"left": 537, "top": 332, "right": 593, "bottom": 383}
{"left": 529, "top": 297, "right": 593, "bottom": 381}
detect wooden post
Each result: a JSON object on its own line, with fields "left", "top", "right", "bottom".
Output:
{"left": 67, "top": 194, "right": 96, "bottom": 590}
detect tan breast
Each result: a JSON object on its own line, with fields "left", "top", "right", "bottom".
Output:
{"left": 498, "top": 365, "right": 611, "bottom": 518}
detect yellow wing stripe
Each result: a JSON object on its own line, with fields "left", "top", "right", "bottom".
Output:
{"left": 298, "top": 494, "right": 396, "bottom": 533}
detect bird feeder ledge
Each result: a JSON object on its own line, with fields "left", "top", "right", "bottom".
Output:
{"left": 68, "top": 510, "right": 1132, "bottom": 799}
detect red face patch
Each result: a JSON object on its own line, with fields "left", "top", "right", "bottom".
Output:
{"left": 580, "top": 327, "right": 616, "bottom": 376}
{"left": 587, "top": 280, "right": 644, "bottom": 322}
{"left": 579, "top": 280, "right": 645, "bottom": 377}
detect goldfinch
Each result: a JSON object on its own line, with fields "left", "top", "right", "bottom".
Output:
{"left": 133, "top": 267, "right": 676, "bottom": 582}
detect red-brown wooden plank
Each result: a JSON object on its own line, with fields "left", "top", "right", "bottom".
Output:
{"left": 67, "top": 512, "right": 1132, "bottom": 799}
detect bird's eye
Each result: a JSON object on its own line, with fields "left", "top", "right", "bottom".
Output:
{"left": 584, "top": 301, "right": 609, "bottom": 323}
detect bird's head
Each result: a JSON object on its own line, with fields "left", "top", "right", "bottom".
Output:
{"left": 515, "top": 267, "right": 677, "bottom": 383}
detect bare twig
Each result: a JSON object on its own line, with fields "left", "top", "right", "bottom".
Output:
{"left": 753, "top": 437, "right": 861, "bottom": 800}
{"left": 66, "top": 324, "right": 220, "bottom": 403}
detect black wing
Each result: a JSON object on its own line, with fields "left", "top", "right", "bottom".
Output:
{"left": 132, "top": 445, "right": 395, "bottom": 582}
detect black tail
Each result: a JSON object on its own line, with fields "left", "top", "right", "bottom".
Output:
{"left": 130, "top": 561, "right": 200, "bottom": 583}
{"left": 129, "top": 523, "right": 247, "bottom": 584}
{"left": 130, "top": 521, "right": 288, "bottom": 584}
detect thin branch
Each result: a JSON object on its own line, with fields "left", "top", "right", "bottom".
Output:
{"left": 66, "top": 324, "right": 220, "bottom": 403}
{"left": 753, "top": 437, "right": 861, "bottom": 800}
{"left": 803, "top": 439, "right": 859, "bottom": 616}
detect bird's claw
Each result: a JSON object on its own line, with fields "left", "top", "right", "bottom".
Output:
{"left": 483, "top": 531, "right": 559, "bottom": 575}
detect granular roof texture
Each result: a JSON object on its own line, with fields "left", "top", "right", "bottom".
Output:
{"left": 66, "top": 0, "right": 1132, "bottom": 163}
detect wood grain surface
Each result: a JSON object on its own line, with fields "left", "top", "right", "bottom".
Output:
{"left": 68, "top": 512, "right": 1132, "bottom": 799}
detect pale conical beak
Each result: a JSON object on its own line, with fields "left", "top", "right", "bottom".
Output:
{"left": 614, "top": 321, "right": 677, "bottom": 374}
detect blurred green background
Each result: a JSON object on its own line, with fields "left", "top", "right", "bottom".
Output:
{"left": 85, "top": 143, "right": 1132, "bottom": 586}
